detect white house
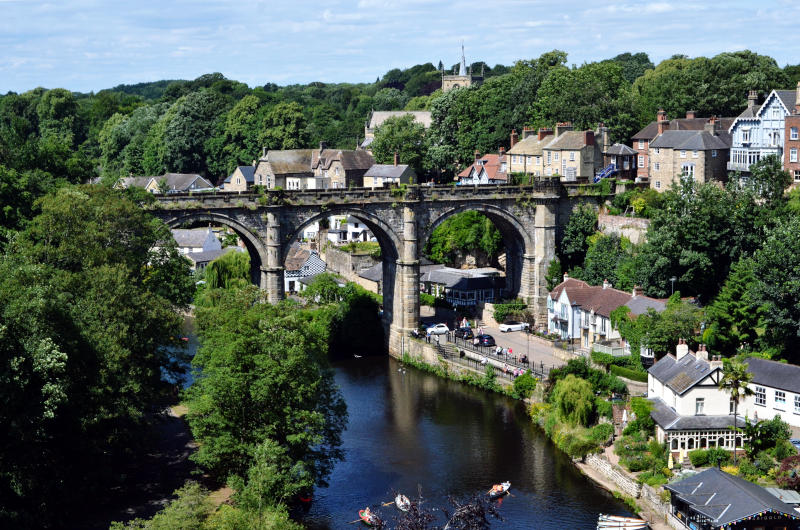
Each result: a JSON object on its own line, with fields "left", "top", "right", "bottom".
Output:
{"left": 284, "top": 243, "right": 327, "bottom": 294}
{"left": 741, "top": 357, "right": 800, "bottom": 429}
{"left": 171, "top": 227, "right": 222, "bottom": 255}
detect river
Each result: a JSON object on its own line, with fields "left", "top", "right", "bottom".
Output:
{"left": 302, "top": 355, "right": 633, "bottom": 529}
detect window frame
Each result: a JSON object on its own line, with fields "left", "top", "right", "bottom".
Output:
{"left": 791, "top": 127, "right": 799, "bottom": 141}
{"left": 755, "top": 385, "right": 766, "bottom": 406}
{"left": 775, "top": 390, "right": 786, "bottom": 410}
{"left": 638, "top": 155, "right": 644, "bottom": 166}
{"left": 638, "top": 140, "right": 644, "bottom": 149}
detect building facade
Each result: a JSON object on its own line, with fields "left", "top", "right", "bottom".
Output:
{"left": 456, "top": 151, "right": 508, "bottom": 185}
{"left": 311, "top": 143, "right": 374, "bottom": 189}
{"left": 420, "top": 267, "right": 505, "bottom": 308}
{"left": 648, "top": 122, "right": 730, "bottom": 191}
{"left": 222, "top": 165, "right": 255, "bottom": 192}
{"left": 252, "top": 149, "right": 314, "bottom": 190}
{"left": 784, "top": 113, "right": 800, "bottom": 183}
{"left": 363, "top": 160, "right": 416, "bottom": 188}
{"left": 541, "top": 123, "right": 604, "bottom": 182}
{"left": 507, "top": 127, "right": 552, "bottom": 177}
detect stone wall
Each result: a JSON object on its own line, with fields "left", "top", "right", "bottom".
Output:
{"left": 324, "top": 246, "right": 378, "bottom": 283}
{"left": 584, "top": 453, "right": 642, "bottom": 498}
{"left": 598, "top": 214, "right": 650, "bottom": 245}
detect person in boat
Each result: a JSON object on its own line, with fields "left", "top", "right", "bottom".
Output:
{"left": 490, "top": 483, "right": 504, "bottom": 494}
{"left": 363, "top": 506, "right": 373, "bottom": 519}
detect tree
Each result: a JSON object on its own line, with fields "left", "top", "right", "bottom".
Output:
{"left": 718, "top": 359, "right": 754, "bottom": 464}
{"left": 425, "top": 211, "right": 502, "bottom": 267}
{"left": 373, "top": 87, "right": 409, "bottom": 110}
{"left": 204, "top": 94, "right": 264, "bottom": 180}
{"left": 581, "top": 234, "right": 629, "bottom": 287}
{"left": 371, "top": 114, "right": 426, "bottom": 175}
{"left": 738, "top": 154, "right": 792, "bottom": 205}
{"left": 544, "top": 257, "right": 562, "bottom": 291}
{"left": 613, "top": 294, "right": 703, "bottom": 359}
{"left": 258, "top": 101, "right": 309, "bottom": 151}
{"left": 606, "top": 52, "right": 654, "bottom": 84}
{"left": 551, "top": 374, "right": 595, "bottom": 426}
{"left": 204, "top": 250, "right": 250, "bottom": 290}
{"left": 560, "top": 204, "right": 597, "bottom": 271}
{"left": 162, "top": 89, "right": 228, "bottom": 175}
{"left": 301, "top": 272, "right": 343, "bottom": 304}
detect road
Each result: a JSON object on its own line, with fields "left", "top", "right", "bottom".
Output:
{"left": 465, "top": 322, "right": 566, "bottom": 373}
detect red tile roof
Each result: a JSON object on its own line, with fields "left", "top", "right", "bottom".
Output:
{"left": 458, "top": 153, "right": 508, "bottom": 181}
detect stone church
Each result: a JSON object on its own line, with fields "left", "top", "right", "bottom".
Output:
{"left": 441, "top": 45, "right": 483, "bottom": 92}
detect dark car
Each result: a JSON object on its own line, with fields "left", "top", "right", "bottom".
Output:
{"left": 454, "top": 327, "right": 474, "bottom": 340}
{"left": 476, "top": 334, "right": 495, "bottom": 347}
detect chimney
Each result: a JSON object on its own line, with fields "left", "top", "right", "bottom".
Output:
{"left": 709, "top": 354, "right": 723, "bottom": 371}
{"left": 522, "top": 126, "right": 535, "bottom": 139}
{"left": 696, "top": 344, "right": 708, "bottom": 361}
{"left": 602, "top": 279, "right": 610, "bottom": 289}
{"left": 538, "top": 128, "right": 553, "bottom": 141}
{"left": 686, "top": 110, "right": 696, "bottom": 120}
{"left": 498, "top": 146, "right": 505, "bottom": 158}
{"left": 598, "top": 123, "right": 610, "bottom": 152}
{"left": 393, "top": 151, "right": 399, "bottom": 166}
{"left": 676, "top": 338, "right": 689, "bottom": 360}
{"left": 747, "top": 90, "right": 758, "bottom": 109}
{"left": 632, "top": 285, "right": 641, "bottom": 297}
{"left": 510, "top": 129, "right": 519, "bottom": 148}
{"left": 319, "top": 141, "right": 328, "bottom": 151}
{"left": 704, "top": 116, "right": 718, "bottom": 135}
{"left": 563, "top": 272, "right": 569, "bottom": 282}
{"left": 584, "top": 130, "right": 595, "bottom": 146}
{"left": 474, "top": 150, "right": 481, "bottom": 163}
{"left": 262, "top": 146, "right": 267, "bottom": 157}
{"left": 657, "top": 109, "right": 668, "bottom": 135}
{"left": 555, "top": 122, "right": 573, "bottom": 137}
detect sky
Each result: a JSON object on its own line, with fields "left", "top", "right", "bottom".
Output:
{"left": 1, "top": 0, "right": 798, "bottom": 94}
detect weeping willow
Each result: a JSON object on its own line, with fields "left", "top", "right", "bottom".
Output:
{"left": 204, "top": 250, "right": 250, "bottom": 290}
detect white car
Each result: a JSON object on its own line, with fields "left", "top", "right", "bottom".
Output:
{"left": 499, "top": 321, "right": 530, "bottom": 333}
{"left": 426, "top": 323, "right": 450, "bottom": 336}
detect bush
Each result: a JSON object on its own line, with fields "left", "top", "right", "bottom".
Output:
{"left": 610, "top": 365, "right": 648, "bottom": 382}
{"left": 591, "top": 350, "right": 616, "bottom": 367}
{"left": 493, "top": 300, "right": 527, "bottom": 323}
{"left": 689, "top": 449, "right": 709, "bottom": 467}
{"left": 595, "top": 398, "right": 613, "bottom": 419}
{"left": 419, "top": 292, "right": 436, "bottom": 307}
{"left": 777, "top": 454, "right": 800, "bottom": 489}
{"left": 707, "top": 447, "right": 731, "bottom": 467}
{"left": 512, "top": 371, "right": 537, "bottom": 399}
{"left": 772, "top": 439, "right": 798, "bottom": 461}
{"left": 589, "top": 423, "right": 614, "bottom": 444}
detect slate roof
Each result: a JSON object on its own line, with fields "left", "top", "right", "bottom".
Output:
{"left": 161, "top": 173, "right": 214, "bottom": 192}
{"left": 367, "top": 111, "right": 432, "bottom": 130}
{"left": 665, "top": 468, "right": 800, "bottom": 527}
{"left": 632, "top": 117, "right": 736, "bottom": 140}
{"left": 736, "top": 105, "right": 761, "bottom": 119}
{"left": 358, "top": 263, "right": 383, "bottom": 282}
{"left": 649, "top": 398, "right": 738, "bottom": 431}
{"left": 421, "top": 267, "right": 505, "bottom": 291}
{"left": 649, "top": 130, "right": 731, "bottom": 150}
{"left": 118, "top": 176, "right": 151, "bottom": 188}
{"left": 258, "top": 149, "right": 314, "bottom": 176}
{"left": 224, "top": 165, "right": 255, "bottom": 184}
{"left": 544, "top": 131, "right": 592, "bottom": 150}
{"left": 605, "top": 143, "right": 636, "bottom": 156}
{"left": 744, "top": 357, "right": 800, "bottom": 394}
{"left": 765, "top": 488, "right": 800, "bottom": 505}
{"left": 625, "top": 296, "right": 667, "bottom": 316}
{"left": 364, "top": 164, "right": 411, "bottom": 179}
{"left": 312, "top": 149, "right": 375, "bottom": 171}
{"left": 774, "top": 90, "right": 798, "bottom": 114}
{"left": 185, "top": 247, "right": 240, "bottom": 265}
{"left": 457, "top": 153, "right": 508, "bottom": 181}
{"left": 284, "top": 243, "right": 311, "bottom": 272}
{"left": 172, "top": 228, "right": 213, "bottom": 248}
{"left": 648, "top": 352, "right": 719, "bottom": 395}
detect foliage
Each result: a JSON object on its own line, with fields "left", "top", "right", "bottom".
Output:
{"left": 549, "top": 357, "right": 628, "bottom": 397}
{"left": 204, "top": 251, "right": 250, "bottom": 290}
{"left": 590, "top": 423, "right": 614, "bottom": 444}
{"left": 419, "top": 292, "right": 436, "bottom": 307}
{"left": 185, "top": 288, "right": 347, "bottom": 489}
{"left": 492, "top": 300, "right": 527, "bottom": 323}
{"left": 738, "top": 154, "right": 792, "bottom": 206}
{"left": 544, "top": 257, "right": 562, "bottom": 291}
{"left": 371, "top": 114, "right": 427, "bottom": 176}
{"left": 610, "top": 365, "right": 648, "bottom": 382}
{"left": 739, "top": 416, "right": 791, "bottom": 459}
{"left": 551, "top": 374, "right": 595, "bottom": 426}
{"left": 624, "top": 397, "right": 655, "bottom": 437}
{"left": 776, "top": 455, "right": 800, "bottom": 490}
{"left": 512, "top": 371, "right": 537, "bottom": 399}
{"left": 560, "top": 204, "right": 597, "bottom": 271}
{"left": 300, "top": 272, "right": 343, "bottom": 304}
{"left": 425, "top": 211, "right": 502, "bottom": 267}
{"left": 339, "top": 240, "right": 381, "bottom": 259}
{"left": 581, "top": 233, "right": 632, "bottom": 288}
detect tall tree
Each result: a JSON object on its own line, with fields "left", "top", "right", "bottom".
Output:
{"left": 371, "top": 114, "right": 426, "bottom": 175}
{"left": 718, "top": 359, "right": 754, "bottom": 464}
{"left": 560, "top": 204, "right": 597, "bottom": 272}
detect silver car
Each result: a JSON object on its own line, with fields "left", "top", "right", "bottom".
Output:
{"left": 426, "top": 323, "right": 450, "bottom": 336}
{"left": 499, "top": 321, "right": 530, "bottom": 333}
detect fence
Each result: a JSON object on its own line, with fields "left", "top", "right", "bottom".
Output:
{"left": 445, "top": 334, "right": 554, "bottom": 380}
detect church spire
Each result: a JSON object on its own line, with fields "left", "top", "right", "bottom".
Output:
{"left": 459, "top": 42, "right": 466, "bottom": 76}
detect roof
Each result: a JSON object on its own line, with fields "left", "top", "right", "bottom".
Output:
{"left": 744, "top": 357, "right": 800, "bottom": 394}
{"left": 544, "top": 130, "right": 594, "bottom": 150}
{"left": 172, "top": 228, "right": 213, "bottom": 248}
{"left": 185, "top": 247, "right": 240, "bottom": 265}
{"left": 367, "top": 111, "right": 432, "bottom": 130}
{"left": 118, "top": 176, "right": 151, "bottom": 188}
{"left": 736, "top": 104, "right": 762, "bottom": 119}
{"left": 649, "top": 398, "right": 738, "bottom": 431}
{"left": 765, "top": 488, "right": 800, "bottom": 505}
{"left": 632, "top": 116, "right": 736, "bottom": 140}
{"left": 284, "top": 243, "right": 312, "bottom": 272}
{"left": 457, "top": 153, "right": 508, "bottom": 181}
{"left": 549, "top": 278, "right": 664, "bottom": 319}
{"left": 773, "top": 90, "right": 798, "bottom": 115}
{"left": 162, "top": 173, "right": 214, "bottom": 191}
{"left": 625, "top": 295, "right": 666, "bottom": 316}
{"left": 665, "top": 468, "right": 800, "bottom": 527}
{"left": 605, "top": 143, "right": 636, "bottom": 156}
{"left": 312, "top": 149, "right": 375, "bottom": 171}
{"left": 421, "top": 267, "right": 506, "bottom": 291}
{"left": 224, "top": 165, "right": 255, "bottom": 184}
{"left": 649, "top": 129, "right": 731, "bottom": 150}
{"left": 648, "top": 352, "right": 718, "bottom": 395}
{"left": 358, "top": 263, "right": 383, "bottom": 282}
{"left": 364, "top": 164, "right": 412, "bottom": 179}
{"left": 507, "top": 134, "right": 552, "bottom": 156}
{"left": 258, "top": 149, "right": 314, "bottom": 176}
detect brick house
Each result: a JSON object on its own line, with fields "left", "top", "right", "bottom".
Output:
{"left": 784, "top": 83, "right": 800, "bottom": 184}
{"left": 648, "top": 119, "right": 731, "bottom": 191}
{"left": 311, "top": 143, "right": 375, "bottom": 189}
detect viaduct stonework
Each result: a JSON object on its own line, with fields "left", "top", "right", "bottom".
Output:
{"left": 150, "top": 182, "right": 582, "bottom": 357}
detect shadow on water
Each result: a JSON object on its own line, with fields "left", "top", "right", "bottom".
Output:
{"left": 303, "top": 356, "right": 633, "bottom": 529}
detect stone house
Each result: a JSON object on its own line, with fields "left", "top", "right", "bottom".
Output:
{"left": 507, "top": 127, "right": 552, "bottom": 177}
{"left": 361, "top": 110, "right": 432, "bottom": 151}
{"left": 541, "top": 123, "right": 604, "bottom": 182}
{"left": 252, "top": 148, "right": 314, "bottom": 190}
{"left": 222, "top": 165, "right": 255, "bottom": 192}
{"left": 648, "top": 120, "right": 731, "bottom": 191}
{"left": 632, "top": 109, "right": 735, "bottom": 182}
{"left": 311, "top": 143, "right": 375, "bottom": 189}
{"left": 728, "top": 86, "right": 799, "bottom": 175}
{"left": 284, "top": 243, "right": 327, "bottom": 294}
{"left": 456, "top": 150, "right": 508, "bottom": 185}
{"left": 117, "top": 173, "right": 214, "bottom": 194}
{"left": 363, "top": 157, "right": 416, "bottom": 187}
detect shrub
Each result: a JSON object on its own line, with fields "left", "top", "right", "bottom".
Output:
{"left": 589, "top": 423, "right": 614, "bottom": 444}
{"left": 590, "top": 350, "right": 616, "bottom": 367}
{"left": 419, "top": 292, "right": 436, "bottom": 307}
{"left": 689, "top": 449, "right": 709, "bottom": 467}
{"left": 706, "top": 447, "right": 731, "bottom": 467}
{"left": 610, "top": 365, "right": 648, "bottom": 382}
{"left": 493, "top": 300, "right": 527, "bottom": 323}
{"left": 776, "top": 454, "right": 800, "bottom": 489}
{"left": 595, "top": 398, "right": 613, "bottom": 419}
{"left": 772, "top": 439, "right": 798, "bottom": 461}
{"left": 513, "top": 371, "right": 537, "bottom": 399}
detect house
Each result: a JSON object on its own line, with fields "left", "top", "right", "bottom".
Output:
{"left": 507, "top": 127, "right": 553, "bottom": 177}
{"left": 222, "top": 165, "right": 255, "bottom": 192}
{"left": 363, "top": 157, "right": 416, "bottom": 188}
{"left": 252, "top": 148, "right": 314, "bottom": 190}
{"left": 601, "top": 143, "right": 638, "bottom": 181}
{"left": 648, "top": 119, "right": 731, "bottom": 191}
{"left": 665, "top": 467, "right": 800, "bottom": 530}
{"left": 547, "top": 276, "right": 665, "bottom": 351}
{"left": 117, "top": 173, "right": 215, "bottom": 194}
{"left": 311, "top": 143, "right": 375, "bottom": 189}
{"left": 420, "top": 267, "right": 505, "bottom": 308}
{"left": 456, "top": 150, "right": 508, "bottom": 185}
{"left": 741, "top": 357, "right": 800, "bottom": 429}
{"left": 361, "top": 110, "right": 432, "bottom": 150}
{"left": 358, "top": 257, "right": 443, "bottom": 295}
{"left": 441, "top": 45, "right": 483, "bottom": 92}
{"left": 632, "top": 109, "right": 735, "bottom": 182}
{"left": 541, "top": 123, "right": 604, "bottom": 182}
{"left": 186, "top": 246, "right": 243, "bottom": 272}
{"left": 784, "top": 83, "right": 800, "bottom": 184}
{"left": 728, "top": 86, "right": 799, "bottom": 176}
{"left": 284, "top": 243, "right": 327, "bottom": 294}
{"left": 171, "top": 227, "right": 222, "bottom": 255}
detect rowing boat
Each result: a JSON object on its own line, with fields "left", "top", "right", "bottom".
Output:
{"left": 487, "top": 481, "right": 511, "bottom": 499}
{"left": 395, "top": 493, "right": 411, "bottom": 512}
{"left": 597, "top": 513, "right": 648, "bottom": 529}
{"left": 359, "top": 508, "right": 381, "bottom": 526}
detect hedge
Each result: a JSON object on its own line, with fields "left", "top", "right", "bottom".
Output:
{"left": 419, "top": 293, "right": 436, "bottom": 307}
{"left": 610, "top": 365, "right": 648, "bottom": 382}
{"left": 493, "top": 300, "right": 527, "bottom": 323}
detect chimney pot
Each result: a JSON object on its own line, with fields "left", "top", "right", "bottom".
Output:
{"left": 584, "top": 130, "right": 595, "bottom": 146}
{"left": 393, "top": 151, "right": 399, "bottom": 166}
{"left": 632, "top": 285, "right": 641, "bottom": 297}
{"left": 686, "top": 110, "right": 696, "bottom": 120}
{"left": 676, "top": 339, "right": 689, "bottom": 360}
{"left": 602, "top": 279, "right": 610, "bottom": 289}
{"left": 748, "top": 90, "right": 758, "bottom": 109}
{"left": 563, "top": 272, "right": 569, "bottom": 282}
{"left": 510, "top": 129, "right": 519, "bottom": 148}
{"left": 262, "top": 146, "right": 267, "bottom": 157}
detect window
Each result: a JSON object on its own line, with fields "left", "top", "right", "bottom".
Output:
{"left": 795, "top": 170, "right": 800, "bottom": 182}
{"left": 547, "top": 152, "right": 551, "bottom": 164}
{"left": 335, "top": 167, "right": 340, "bottom": 176}
{"left": 680, "top": 150, "right": 686, "bottom": 158}
{"left": 755, "top": 386, "right": 766, "bottom": 406}
{"left": 638, "top": 155, "right": 644, "bottom": 166}
{"left": 638, "top": 140, "right": 644, "bottom": 149}
{"left": 776, "top": 390, "right": 786, "bottom": 410}
{"left": 554, "top": 152, "right": 560, "bottom": 161}
{"left": 682, "top": 164, "right": 695, "bottom": 178}
{"left": 712, "top": 150, "right": 718, "bottom": 158}
{"left": 792, "top": 127, "right": 799, "bottom": 140}
{"left": 527, "top": 155, "right": 533, "bottom": 164}
{"left": 696, "top": 398, "right": 705, "bottom": 415}
{"left": 772, "top": 107, "right": 781, "bottom": 118}
{"left": 742, "top": 129, "right": 750, "bottom": 143}
{"left": 692, "top": 150, "right": 698, "bottom": 158}
{"left": 791, "top": 148, "right": 798, "bottom": 163}
{"left": 569, "top": 151, "right": 575, "bottom": 161}
{"left": 654, "top": 162, "right": 660, "bottom": 171}
{"left": 655, "top": 180, "right": 661, "bottom": 189}
{"left": 655, "top": 148, "right": 660, "bottom": 154}
{"left": 795, "top": 395, "right": 800, "bottom": 414}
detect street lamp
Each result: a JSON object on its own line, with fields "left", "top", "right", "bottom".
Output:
{"left": 669, "top": 276, "right": 677, "bottom": 295}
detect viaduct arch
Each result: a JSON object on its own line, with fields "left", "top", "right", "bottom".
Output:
{"left": 150, "top": 183, "right": 563, "bottom": 356}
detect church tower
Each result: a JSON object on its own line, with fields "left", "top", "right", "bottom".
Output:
{"left": 441, "top": 43, "right": 483, "bottom": 92}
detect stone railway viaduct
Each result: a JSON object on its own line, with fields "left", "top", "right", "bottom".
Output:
{"left": 150, "top": 182, "right": 588, "bottom": 356}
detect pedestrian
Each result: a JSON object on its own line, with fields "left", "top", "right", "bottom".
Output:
{"left": 478, "top": 326, "right": 483, "bottom": 336}
{"left": 508, "top": 348, "right": 513, "bottom": 357}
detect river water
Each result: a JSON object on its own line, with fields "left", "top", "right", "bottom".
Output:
{"left": 302, "top": 355, "right": 633, "bottom": 529}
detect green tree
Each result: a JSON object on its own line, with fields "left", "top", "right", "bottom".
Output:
{"left": 373, "top": 87, "right": 410, "bottom": 110}
{"left": 560, "top": 204, "right": 597, "bottom": 271}
{"left": 425, "top": 211, "right": 502, "bottom": 267}
{"left": 551, "top": 374, "right": 595, "bottom": 426}
{"left": 162, "top": 89, "right": 228, "bottom": 175}
{"left": 371, "top": 114, "right": 426, "bottom": 175}
{"left": 544, "top": 257, "right": 563, "bottom": 291}
{"left": 606, "top": 52, "right": 654, "bottom": 84}
{"left": 718, "top": 359, "right": 754, "bottom": 464}
{"left": 581, "top": 234, "right": 629, "bottom": 287}
{"left": 204, "top": 250, "right": 251, "bottom": 290}
{"left": 258, "top": 101, "right": 309, "bottom": 151}
{"left": 301, "top": 272, "right": 343, "bottom": 304}
{"left": 737, "top": 154, "right": 792, "bottom": 206}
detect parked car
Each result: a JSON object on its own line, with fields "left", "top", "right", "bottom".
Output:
{"left": 475, "top": 334, "right": 495, "bottom": 347}
{"left": 791, "top": 439, "right": 800, "bottom": 452}
{"left": 426, "top": 323, "right": 450, "bottom": 336}
{"left": 499, "top": 321, "right": 530, "bottom": 333}
{"left": 454, "top": 327, "right": 474, "bottom": 339}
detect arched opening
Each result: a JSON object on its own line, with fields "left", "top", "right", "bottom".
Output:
{"left": 718, "top": 436, "right": 725, "bottom": 448}
{"left": 735, "top": 436, "right": 742, "bottom": 448}
{"left": 700, "top": 437, "right": 707, "bottom": 449}
{"left": 164, "top": 213, "right": 267, "bottom": 287}
{"left": 687, "top": 438, "right": 695, "bottom": 450}
{"left": 671, "top": 439, "right": 678, "bottom": 450}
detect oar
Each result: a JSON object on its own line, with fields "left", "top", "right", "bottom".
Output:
{"left": 381, "top": 501, "right": 394, "bottom": 506}
{"left": 346, "top": 518, "right": 362, "bottom": 524}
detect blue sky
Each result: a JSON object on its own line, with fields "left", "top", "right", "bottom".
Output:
{"left": 1, "top": 0, "right": 798, "bottom": 93}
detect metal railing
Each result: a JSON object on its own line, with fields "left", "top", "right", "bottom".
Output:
{"left": 446, "top": 334, "right": 553, "bottom": 379}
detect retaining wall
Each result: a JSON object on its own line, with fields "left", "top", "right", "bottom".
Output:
{"left": 585, "top": 453, "right": 641, "bottom": 498}
{"left": 598, "top": 214, "right": 650, "bottom": 244}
